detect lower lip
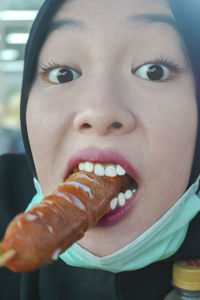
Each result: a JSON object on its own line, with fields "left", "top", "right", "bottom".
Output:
{"left": 96, "top": 192, "right": 138, "bottom": 227}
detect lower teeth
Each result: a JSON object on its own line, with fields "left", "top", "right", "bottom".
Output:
{"left": 110, "top": 188, "right": 137, "bottom": 210}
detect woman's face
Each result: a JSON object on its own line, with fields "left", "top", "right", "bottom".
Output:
{"left": 26, "top": 0, "right": 197, "bottom": 256}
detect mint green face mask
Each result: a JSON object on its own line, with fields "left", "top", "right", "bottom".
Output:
{"left": 28, "top": 176, "right": 200, "bottom": 273}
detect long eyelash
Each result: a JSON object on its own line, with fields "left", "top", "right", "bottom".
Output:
{"left": 140, "top": 55, "right": 183, "bottom": 72}
{"left": 39, "top": 56, "right": 183, "bottom": 78}
{"left": 39, "top": 60, "right": 68, "bottom": 75}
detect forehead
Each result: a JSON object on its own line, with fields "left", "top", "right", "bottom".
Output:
{"left": 39, "top": 0, "right": 186, "bottom": 66}
{"left": 53, "top": 0, "right": 173, "bottom": 24}
{"left": 43, "top": 0, "right": 179, "bottom": 46}
{"left": 44, "top": 0, "right": 179, "bottom": 44}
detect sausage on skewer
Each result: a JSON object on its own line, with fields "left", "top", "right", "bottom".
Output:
{"left": 0, "top": 169, "right": 131, "bottom": 272}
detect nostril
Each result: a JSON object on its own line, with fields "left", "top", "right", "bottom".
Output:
{"left": 77, "top": 121, "right": 124, "bottom": 132}
{"left": 111, "top": 122, "right": 123, "bottom": 129}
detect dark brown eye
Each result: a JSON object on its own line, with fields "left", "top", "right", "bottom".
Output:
{"left": 48, "top": 67, "right": 81, "bottom": 84}
{"left": 134, "top": 63, "right": 171, "bottom": 81}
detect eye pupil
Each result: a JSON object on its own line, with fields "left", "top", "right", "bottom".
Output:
{"left": 58, "top": 69, "right": 73, "bottom": 83}
{"left": 147, "top": 65, "right": 164, "bottom": 81}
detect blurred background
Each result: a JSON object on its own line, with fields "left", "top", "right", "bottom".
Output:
{"left": 0, "top": 0, "right": 44, "bottom": 155}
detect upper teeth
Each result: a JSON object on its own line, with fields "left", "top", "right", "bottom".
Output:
{"left": 78, "top": 162, "right": 126, "bottom": 177}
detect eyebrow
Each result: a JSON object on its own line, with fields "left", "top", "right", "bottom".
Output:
{"left": 46, "top": 13, "right": 178, "bottom": 39}
{"left": 127, "top": 13, "right": 178, "bottom": 33}
{"left": 46, "top": 19, "right": 87, "bottom": 37}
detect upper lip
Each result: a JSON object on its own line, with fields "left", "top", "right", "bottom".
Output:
{"left": 64, "top": 148, "right": 140, "bottom": 183}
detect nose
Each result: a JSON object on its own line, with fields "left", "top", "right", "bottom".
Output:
{"left": 73, "top": 93, "right": 136, "bottom": 136}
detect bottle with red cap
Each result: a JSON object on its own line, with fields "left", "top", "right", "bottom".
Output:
{"left": 164, "top": 259, "right": 200, "bottom": 299}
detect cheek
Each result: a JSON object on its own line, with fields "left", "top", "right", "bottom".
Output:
{"left": 26, "top": 88, "right": 72, "bottom": 191}
{"left": 141, "top": 82, "right": 197, "bottom": 190}
{"left": 26, "top": 98, "right": 60, "bottom": 156}
{"left": 134, "top": 83, "right": 198, "bottom": 224}
{"left": 26, "top": 84, "right": 74, "bottom": 149}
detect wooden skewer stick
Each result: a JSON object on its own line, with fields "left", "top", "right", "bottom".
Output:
{"left": 0, "top": 249, "right": 16, "bottom": 267}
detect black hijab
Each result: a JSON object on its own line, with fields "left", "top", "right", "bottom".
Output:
{"left": 20, "top": 0, "right": 200, "bottom": 189}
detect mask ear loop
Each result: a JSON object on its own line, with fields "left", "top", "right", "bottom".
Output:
{"left": 196, "top": 174, "right": 200, "bottom": 196}
{"left": 25, "top": 178, "right": 44, "bottom": 212}
{"left": 33, "top": 177, "right": 43, "bottom": 197}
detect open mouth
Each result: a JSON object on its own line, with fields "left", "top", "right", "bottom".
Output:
{"left": 65, "top": 149, "right": 140, "bottom": 226}
{"left": 73, "top": 161, "right": 139, "bottom": 212}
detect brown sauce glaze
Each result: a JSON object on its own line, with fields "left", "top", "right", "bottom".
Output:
{"left": 0, "top": 170, "right": 130, "bottom": 272}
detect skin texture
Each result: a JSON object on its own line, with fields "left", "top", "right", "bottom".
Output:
{"left": 26, "top": 0, "right": 197, "bottom": 256}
